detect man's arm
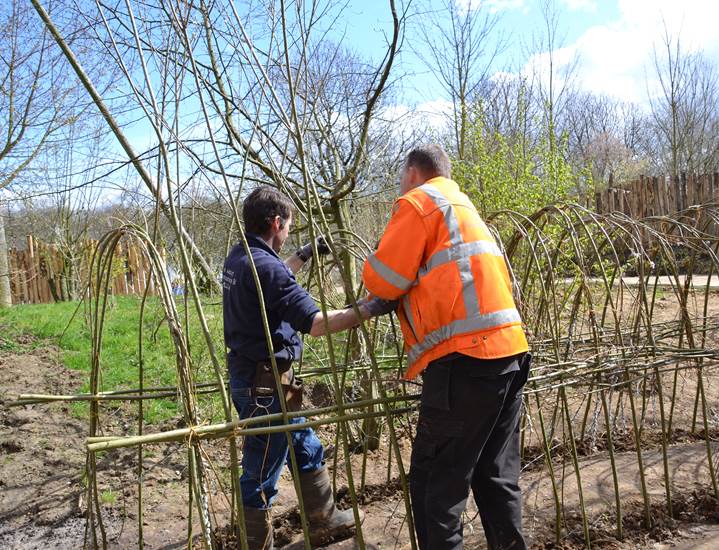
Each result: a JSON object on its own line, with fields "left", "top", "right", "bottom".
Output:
{"left": 362, "top": 199, "right": 427, "bottom": 300}
{"left": 308, "top": 306, "right": 369, "bottom": 337}
{"left": 274, "top": 247, "right": 396, "bottom": 338}
{"left": 308, "top": 298, "right": 397, "bottom": 337}
{"left": 284, "top": 253, "right": 305, "bottom": 274}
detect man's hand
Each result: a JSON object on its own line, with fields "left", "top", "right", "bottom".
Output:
{"left": 316, "top": 236, "right": 330, "bottom": 255}
{"left": 359, "top": 296, "right": 399, "bottom": 317}
{"left": 296, "top": 236, "right": 331, "bottom": 262}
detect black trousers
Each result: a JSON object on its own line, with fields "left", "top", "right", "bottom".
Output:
{"left": 409, "top": 353, "right": 530, "bottom": 550}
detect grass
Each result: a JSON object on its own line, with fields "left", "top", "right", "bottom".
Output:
{"left": 100, "top": 489, "right": 117, "bottom": 506}
{"left": 0, "top": 333, "right": 25, "bottom": 353}
{"left": 0, "top": 295, "right": 226, "bottom": 424}
{"left": 0, "top": 293, "right": 399, "bottom": 425}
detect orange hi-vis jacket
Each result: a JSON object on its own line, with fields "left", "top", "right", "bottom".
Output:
{"left": 362, "top": 177, "right": 528, "bottom": 380}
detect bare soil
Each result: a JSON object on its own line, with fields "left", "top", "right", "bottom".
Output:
{"left": 0, "top": 341, "right": 206, "bottom": 549}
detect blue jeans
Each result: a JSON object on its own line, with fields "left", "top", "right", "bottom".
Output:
{"left": 229, "top": 368, "right": 324, "bottom": 509}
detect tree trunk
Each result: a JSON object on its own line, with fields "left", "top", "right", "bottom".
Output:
{"left": 336, "top": 199, "right": 381, "bottom": 451}
{"left": 0, "top": 213, "right": 13, "bottom": 307}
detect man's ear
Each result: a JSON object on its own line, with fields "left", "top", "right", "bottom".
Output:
{"left": 408, "top": 165, "right": 422, "bottom": 185}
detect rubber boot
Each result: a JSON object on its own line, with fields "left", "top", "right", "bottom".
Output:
{"left": 298, "top": 465, "right": 364, "bottom": 544}
{"left": 242, "top": 506, "right": 274, "bottom": 549}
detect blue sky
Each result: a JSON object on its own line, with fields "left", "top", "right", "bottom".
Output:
{"left": 93, "top": 0, "right": 719, "bottom": 162}
{"left": 337, "top": 0, "right": 619, "bottom": 101}
{"left": 109, "top": 0, "right": 719, "bottom": 151}
{"left": 103, "top": 0, "right": 719, "bottom": 193}
{"left": 335, "top": 0, "right": 719, "bottom": 108}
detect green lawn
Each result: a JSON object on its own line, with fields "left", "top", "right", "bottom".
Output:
{"left": 1, "top": 294, "right": 399, "bottom": 425}
{"left": 0, "top": 295, "right": 227, "bottom": 424}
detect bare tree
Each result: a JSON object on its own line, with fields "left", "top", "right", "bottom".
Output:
{"left": 0, "top": 0, "right": 66, "bottom": 305}
{"left": 413, "top": 0, "right": 505, "bottom": 160}
{"left": 649, "top": 24, "right": 719, "bottom": 176}
{"left": 32, "top": 0, "right": 407, "bottom": 541}
{"left": 562, "top": 91, "right": 650, "bottom": 192}
{"left": 0, "top": 0, "right": 113, "bottom": 306}
{"left": 528, "top": 0, "right": 579, "bottom": 188}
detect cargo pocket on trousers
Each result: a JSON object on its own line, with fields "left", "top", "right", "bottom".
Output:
{"left": 420, "top": 362, "right": 451, "bottom": 411}
{"left": 412, "top": 410, "right": 465, "bottom": 471}
{"left": 512, "top": 352, "right": 532, "bottom": 396}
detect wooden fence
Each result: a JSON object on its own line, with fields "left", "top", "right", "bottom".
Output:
{"left": 9, "top": 236, "right": 160, "bottom": 305}
{"left": 595, "top": 172, "right": 719, "bottom": 218}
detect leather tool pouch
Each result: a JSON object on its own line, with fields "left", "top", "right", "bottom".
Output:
{"left": 252, "top": 360, "right": 303, "bottom": 412}
{"left": 283, "top": 375, "right": 303, "bottom": 412}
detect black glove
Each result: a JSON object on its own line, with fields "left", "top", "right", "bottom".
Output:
{"left": 296, "top": 236, "right": 331, "bottom": 262}
{"left": 361, "top": 297, "right": 399, "bottom": 317}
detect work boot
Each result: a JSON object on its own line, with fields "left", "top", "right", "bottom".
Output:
{"left": 298, "top": 465, "right": 364, "bottom": 544}
{"left": 242, "top": 506, "right": 274, "bottom": 549}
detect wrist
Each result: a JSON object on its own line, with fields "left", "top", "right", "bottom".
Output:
{"left": 295, "top": 244, "right": 312, "bottom": 262}
{"left": 358, "top": 304, "right": 372, "bottom": 320}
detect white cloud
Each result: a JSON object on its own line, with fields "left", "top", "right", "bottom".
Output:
{"left": 526, "top": 0, "right": 719, "bottom": 105}
{"left": 414, "top": 98, "right": 454, "bottom": 126}
{"left": 559, "top": 0, "right": 597, "bottom": 12}
{"left": 490, "top": 70, "right": 522, "bottom": 83}
{"left": 0, "top": 187, "right": 15, "bottom": 206}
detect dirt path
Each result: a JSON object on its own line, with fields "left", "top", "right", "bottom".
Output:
{"left": 0, "top": 342, "right": 398, "bottom": 550}
{"left": 584, "top": 275, "right": 719, "bottom": 289}
{"left": 0, "top": 343, "right": 89, "bottom": 549}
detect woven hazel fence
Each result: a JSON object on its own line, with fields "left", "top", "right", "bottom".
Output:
{"left": 8, "top": 235, "right": 159, "bottom": 305}
{"left": 595, "top": 172, "right": 719, "bottom": 218}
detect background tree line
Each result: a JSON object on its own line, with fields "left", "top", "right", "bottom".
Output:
{"left": 2, "top": 0, "right": 718, "bottom": 305}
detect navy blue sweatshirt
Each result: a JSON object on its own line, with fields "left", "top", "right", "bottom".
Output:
{"left": 222, "top": 234, "right": 319, "bottom": 374}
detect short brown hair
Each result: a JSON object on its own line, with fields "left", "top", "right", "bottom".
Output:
{"left": 406, "top": 144, "right": 451, "bottom": 179}
{"left": 242, "top": 185, "right": 294, "bottom": 235}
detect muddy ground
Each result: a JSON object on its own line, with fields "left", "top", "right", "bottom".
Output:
{"left": 0, "top": 340, "right": 198, "bottom": 549}
{"left": 3, "top": 339, "right": 719, "bottom": 549}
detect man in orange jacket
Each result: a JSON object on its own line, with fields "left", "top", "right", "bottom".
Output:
{"left": 362, "top": 144, "right": 531, "bottom": 550}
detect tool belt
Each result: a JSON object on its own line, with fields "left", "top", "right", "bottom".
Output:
{"left": 252, "top": 360, "right": 303, "bottom": 412}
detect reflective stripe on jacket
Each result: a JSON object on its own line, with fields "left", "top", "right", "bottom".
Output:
{"left": 362, "top": 177, "right": 528, "bottom": 380}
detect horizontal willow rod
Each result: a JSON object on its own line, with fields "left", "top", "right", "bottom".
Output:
{"left": 13, "top": 347, "right": 717, "bottom": 407}
{"left": 527, "top": 359, "right": 719, "bottom": 395}
{"left": 526, "top": 361, "right": 719, "bottom": 399}
{"left": 10, "top": 387, "right": 219, "bottom": 406}
{"left": 77, "top": 381, "right": 220, "bottom": 395}
{"left": 527, "top": 353, "right": 719, "bottom": 386}
{"left": 86, "top": 392, "right": 419, "bottom": 444}
{"left": 88, "top": 405, "right": 416, "bottom": 452}
{"left": 14, "top": 350, "right": 717, "bottom": 407}
{"left": 7, "top": 361, "right": 404, "bottom": 406}
{"left": 529, "top": 318, "right": 719, "bottom": 348}
{"left": 297, "top": 361, "right": 399, "bottom": 377}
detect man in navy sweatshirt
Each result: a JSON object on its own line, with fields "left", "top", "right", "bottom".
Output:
{"left": 223, "top": 185, "right": 393, "bottom": 548}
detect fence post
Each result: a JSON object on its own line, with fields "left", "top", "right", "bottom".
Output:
{"left": 26, "top": 236, "right": 38, "bottom": 304}
{"left": 9, "top": 248, "right": 18, "bottom": 305}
